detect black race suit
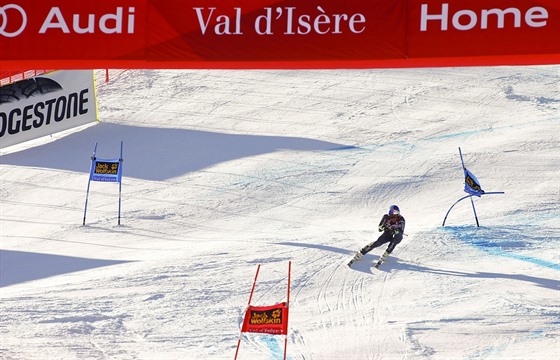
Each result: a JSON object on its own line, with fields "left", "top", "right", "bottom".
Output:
{"left": 360, "top": 214, "right": 405, "bottom": 255}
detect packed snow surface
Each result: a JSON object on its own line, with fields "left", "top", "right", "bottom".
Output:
{"left": 1, "top": 66, "right": 559, "bottom": 359}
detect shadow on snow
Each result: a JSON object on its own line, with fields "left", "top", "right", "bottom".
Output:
{"left": 0, "top": 122, "right": 355, "bottom": 181}
{"left": 0, "top": 249, "right": 132, "bottom": 288}
{"left": 277, "top": 241, "right": 558, "bottom": 290}
{"left": 390, "top": 259, "right": 559, "bottom": 291}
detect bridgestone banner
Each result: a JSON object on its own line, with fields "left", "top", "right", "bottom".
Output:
{"left": 0, "top": 70, "right": 97, "bottom": 149}
{"left": 0, "top": 0, "right": 558, "bottom": 69}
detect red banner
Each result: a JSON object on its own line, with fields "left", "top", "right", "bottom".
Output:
{"left": 0, "top": 0, "right": 558, "bottom": 69}
{"left": 241, "top": 303, "right": 289, "bottom": 335}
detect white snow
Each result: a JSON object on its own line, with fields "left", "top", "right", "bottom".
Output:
{"left": 0, "top": 66, "right": 559, "bottom": 360}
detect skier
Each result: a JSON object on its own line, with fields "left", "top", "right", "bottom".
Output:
{"left": 348, "top": 205, "right": 405, "bottom": 268}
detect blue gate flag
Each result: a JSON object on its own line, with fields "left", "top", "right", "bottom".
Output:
{"left": 464, "top": 168, "right": 484, "bottom": 197}
{"left": 83, "top": 141, "right": 124, "bottom": 226}
{"left": 90, "top": 158, "right": 122, "bottom": 183}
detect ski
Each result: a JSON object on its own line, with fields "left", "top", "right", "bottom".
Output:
{"left": 347, "top": 252, "right": 363, "bottom": 267}
{"left": 373, "top": 251, "right": 389, "bottom": 269}
{"left": 348, "top": 250, "right": 389, "bottom": 269}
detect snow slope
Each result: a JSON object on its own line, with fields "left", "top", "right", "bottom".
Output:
{"left": 1, "top": 66, "right": 559, "bottom": 360}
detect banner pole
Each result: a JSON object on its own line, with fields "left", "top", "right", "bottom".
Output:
{"left": 83, "top": 142, "right": 97, "bottom": 225}
{"left": 443, "top": 192, "right": 504, "bottom": 226}
{"left": 284, "top": 261, "right": 291, "bottom": 360}
{"left": 234, "top": 264, "right": 261, "bottom": 360}
{"left": 118, "top": 141, "right": 123, "bottom": 225}
{"left": 442, "top": 194, "right": 472, "bottom": 226}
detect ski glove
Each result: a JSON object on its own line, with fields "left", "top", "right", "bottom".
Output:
{"left": 378, "top": 225, "right": 384, "bottom": 232}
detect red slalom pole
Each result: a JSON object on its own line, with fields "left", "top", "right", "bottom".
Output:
{"left": 234, "top": 264, "right": 261, "bottom": 360}
{"left": 284, "top": 261, "right": 291, "bottom": 360}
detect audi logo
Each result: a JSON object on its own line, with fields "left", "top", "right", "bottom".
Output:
{"left": 0, "top": 4, "right": 27, "bottom": 37}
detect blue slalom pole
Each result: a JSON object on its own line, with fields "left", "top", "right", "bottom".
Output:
{"left": 83, "top": 142, "right": 97, "bottom": 225}
{"left": 470, "top": 196, "right": 480, "bottom": 227}
{"left": 118, "top": 140, "right": 123, "bottom": 225}
{"left": 459, "top": 147, "right": 480, "bottom": 227}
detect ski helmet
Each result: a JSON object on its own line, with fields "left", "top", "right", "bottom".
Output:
{"left": 389, "top": 205, "right": 400, "bottom": 215}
